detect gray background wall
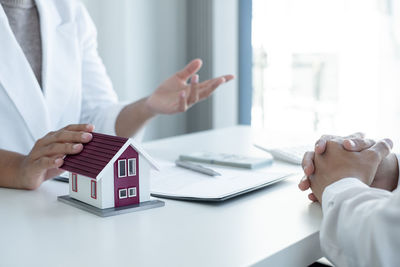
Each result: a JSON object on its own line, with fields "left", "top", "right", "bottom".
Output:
{"left": 80, "top": 0, "right": 238, "bottom": 141}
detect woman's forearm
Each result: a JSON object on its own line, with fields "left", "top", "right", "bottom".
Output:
{"left": 115, "top": 97, "right": 156, "bottom": 138}
{"left": 0, "top": 149, "right": 24, "bottom": 189}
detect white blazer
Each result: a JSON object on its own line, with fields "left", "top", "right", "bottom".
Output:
{"left": 0, "top": 0, "right": 124, "bottom": 155}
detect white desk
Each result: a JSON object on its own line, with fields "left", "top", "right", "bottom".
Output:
{"left": 0, "top": 126, "right": 322, "bottom": 267}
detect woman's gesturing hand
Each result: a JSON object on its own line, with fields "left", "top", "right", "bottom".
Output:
{"left": 18, "top": 124, "right": 94, "bottom": 190}
{"left": 145, "top": 59, "right": 234, "bottom": 115}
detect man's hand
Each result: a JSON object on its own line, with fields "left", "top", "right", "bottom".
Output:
{"left": 299, "top": 133, "right": 399, "bottom": 201}
{"left": 299, "top": 133, "right": 374, "bottom": 201}
{"left": 17, "top": 124, "right": 94, "bottom": 190}
{"left": 145, "top": 59, "right": 234, "bottom": 115}
{"left": 308, "top": 139, "right": 393, "bottom": 202}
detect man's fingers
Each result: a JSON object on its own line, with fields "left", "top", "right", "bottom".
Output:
{"left": 345, "top": 132, "right": 365, "bottom": 139}
{"left": 385, "top": 138, "right": 394, "bottom": 148}
{"left": 314, "top": 134, "right": 339, "bottom": 154}
{"left": 308, "top": 193, "right": 318, "bottom": 202}
{"left": 301, "top": 151, "right": 315, "bottom": 177}
{"left": 314, "top": 132, "right": 365, "bottom": 154}
{"left": 176, "top": 59, "right": 203, "bottom": 81}
{"left": 363, "top": 138, "right": 393, "bottom": 162}
{"left": 343, "top": 138, "right": 375, "bottom": 152}
{"left": 341, "top": 132, "right": 368, "bottom": 152}
{"left": 298, "top": 175, "right": 311, "bottom": 191}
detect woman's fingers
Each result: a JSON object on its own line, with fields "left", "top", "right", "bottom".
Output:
{"left": 224, "top": 74, "right": 235, "bottom": 82}
{"left": 176, "top": 59, "right": 203, "bottom": 81}
{"left": 198, "top": 77, "right": 226, "bottom": 100}
{"left": 198, "top": 75, "right": 232, "bottom": 89}
{"left": 31, "top": 125, "right": 94, "bottom": 159}
{"left": 39, "top": 130, "right": 92, "bottom": 147}
{"left": 63, "top": 124, "right": 94, "bottom": 132}
{"left": 187, "top": 75, "right": 200, "bottom": 105}
{"left": 33, "top": 142, "right": 83, "bottom": 159}
{"left": 178, "top": 90, "right": 188, "bottom": 112}
{"left": 191, "top": 74, "right": 199, "bottom": 84}
{"left": 35, "top": 156, "right": 64, "bottom": 170}
{"left": 183, "top": 74, "right": 233, "bottom": 104}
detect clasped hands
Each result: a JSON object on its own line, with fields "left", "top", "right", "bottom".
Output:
{"left": 298, "top": 133, "right": 399, "bottom": 203}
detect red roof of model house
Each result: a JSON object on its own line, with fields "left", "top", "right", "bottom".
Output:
{"left": 61, "top": 132, "right": 159, "bottom": 179}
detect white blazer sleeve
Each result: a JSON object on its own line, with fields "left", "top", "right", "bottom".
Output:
{"left": 320, "top": 177, "right": 400, "bottom": 267}
{"left": 75, "top": 3, "right": 126, "bottom": 135}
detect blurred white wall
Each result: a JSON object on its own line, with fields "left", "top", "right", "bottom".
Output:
{"left": 80, "top": 0, "right": 188, "bottom": 141}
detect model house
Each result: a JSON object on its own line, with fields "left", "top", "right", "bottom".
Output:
{"left": 61, "top": 132, "right": 159, "bottom": 209}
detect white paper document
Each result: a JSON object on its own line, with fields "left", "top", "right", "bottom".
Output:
{"left": 150, "top": 159, "right": 296, "bottom": 201}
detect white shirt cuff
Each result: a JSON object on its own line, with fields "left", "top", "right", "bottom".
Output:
{"left": 95, "top": 102, "right": 126, "bottom": 136}
{"left": 321, "top": 178, "right": 367, "bottom": 212}
{"left": 94, "top": 102, "right": 146, "bottom": 141}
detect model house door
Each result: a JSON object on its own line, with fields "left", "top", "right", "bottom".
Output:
{"left": 114, "top": 146, "right": 140, "bottom": 207}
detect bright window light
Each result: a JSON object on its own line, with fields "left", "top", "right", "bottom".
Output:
{"left": 252, "top": 0, "right": 400, "bottom": 141}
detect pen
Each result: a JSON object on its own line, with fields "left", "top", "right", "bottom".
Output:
{"left": 175, "top": 160, "right": 221, "bottom": 176}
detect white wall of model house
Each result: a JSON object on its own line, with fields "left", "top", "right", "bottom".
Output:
{"left": 137, "top": 157, "right": 151, "bottom": 203}
{"left": 69, "top": 172, "right": 103, "bottom": 208}
{"left": 98, "top": 163, "right": 114, "bottom": 209}
{"left": 69, "top": 144, "right": 152, "bottom": 209}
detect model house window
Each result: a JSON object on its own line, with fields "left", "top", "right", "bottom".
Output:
{"left": 118, "top": 159, "right": 126, "bottom": 177}
{"left": 91, "top": 180, "right": 97, "bottom": 199}
{"left": 119, "top": 188, "right": 127, "bottom": 199}
{"left": 128, "top": 158, "right": 136, "bottom": 176}
{"left": 72, "top": 173, "right": 77, "bottom": 192}
{"left": 128, "top": 187, "right": 137, "bottom": 198}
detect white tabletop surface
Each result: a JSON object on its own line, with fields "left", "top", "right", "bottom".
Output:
{"left": 0, "top": 126, "right": 322, "bottom": 267}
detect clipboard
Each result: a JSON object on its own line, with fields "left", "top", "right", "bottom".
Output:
{"left": 150, "top": 159, "right": 296, "bottom": 202}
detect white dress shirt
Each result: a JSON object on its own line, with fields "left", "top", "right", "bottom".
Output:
{"left": 320, "top": 158, "right": 400, "bottom": 266}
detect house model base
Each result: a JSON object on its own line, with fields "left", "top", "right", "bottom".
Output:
{"left": 58, "top": 195, "right": 164, "bottom": 217}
